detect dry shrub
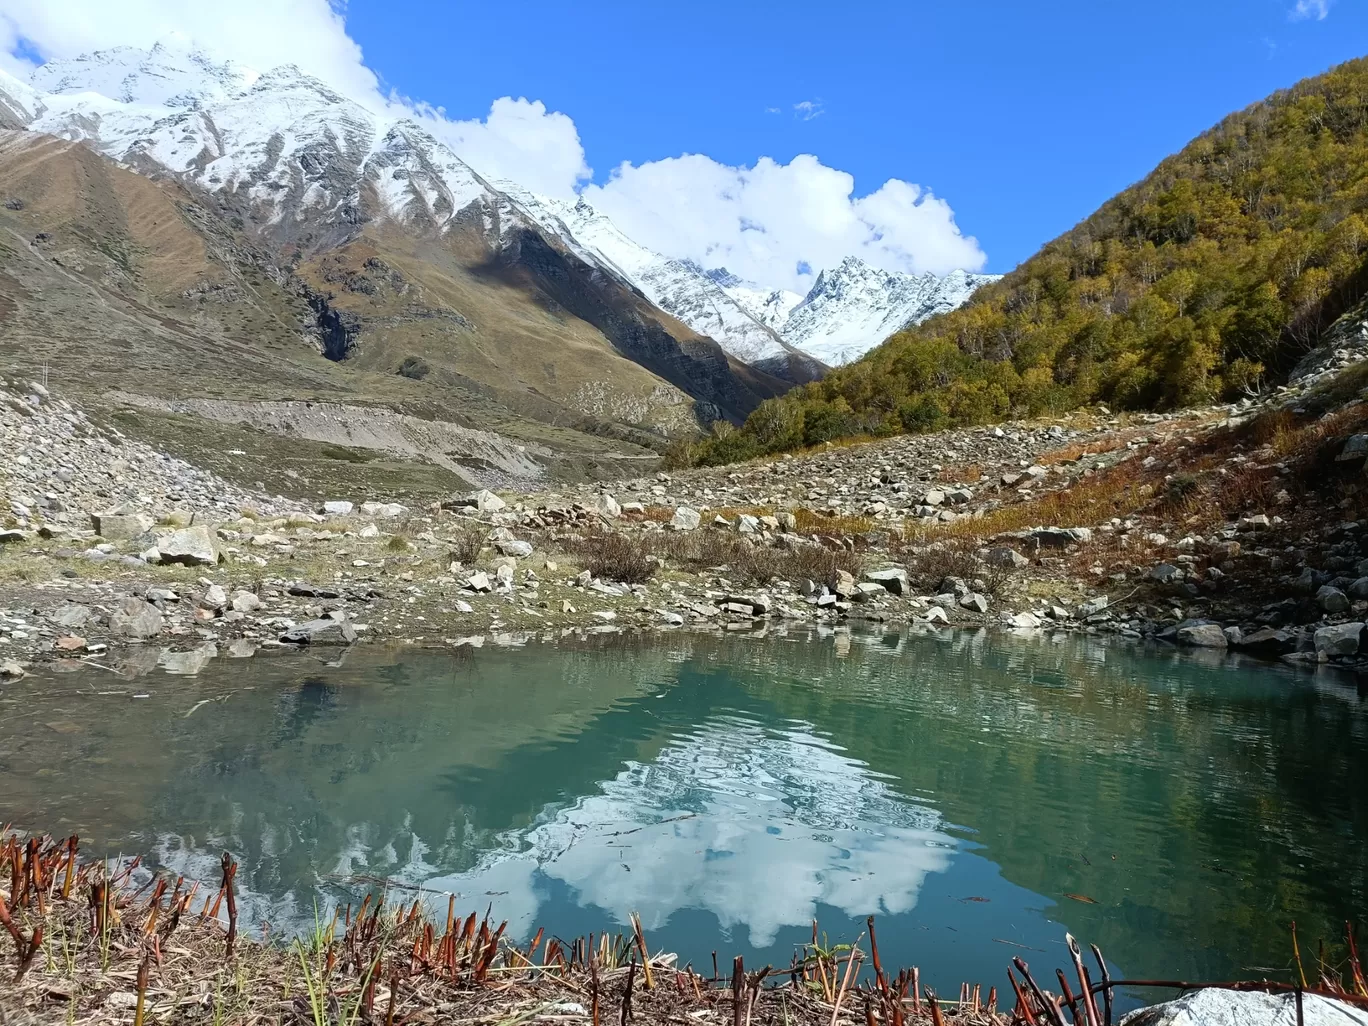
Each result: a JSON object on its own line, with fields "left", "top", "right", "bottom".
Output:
{"left": 567, "top": 531, "right": 657, "bottom": 584}
{"left": 449, "top": 526, "right": 485, "bottom": 565}
{"left": 937, "top": 464, "right": 983, "bottom": 483}
{"left": 792, "top": 508, "right": 875, "bottom": 536}
{"left": 778, "top": 543, "right": 861, "bottom": 586}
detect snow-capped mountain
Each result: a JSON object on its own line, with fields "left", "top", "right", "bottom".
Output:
{"left": 720, "top": 258, "right": 1000, "bottom": 367}
{"left": 0, "top": 40, "right": 994, "bottom": 375}
{"left": 494, "top": 185, "right": 819, "bottom": 375}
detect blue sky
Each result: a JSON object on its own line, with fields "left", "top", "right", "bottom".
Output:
{"left": 345, "top": 0, "right": 1365, "bottom": 273}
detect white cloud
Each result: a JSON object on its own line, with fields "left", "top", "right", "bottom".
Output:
{"left": 0, "top": 0, "right": 986, "bottom": 291}
{"left": 1290, "top": 0, "right": 1330, "bottom": 20}
{"left": 585, "top": 153, "right": 986, "bottom": 293}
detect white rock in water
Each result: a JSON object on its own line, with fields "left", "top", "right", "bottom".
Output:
{"left": 1120, "top": 988, "right": 1368, "bottom": 1025}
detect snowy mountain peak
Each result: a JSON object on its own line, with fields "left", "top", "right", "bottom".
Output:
{"left": 722, "top": 256, "right": 999, "bottom": 367}
{"left": 30, "top": 40, "right": 259, "bottom": 108}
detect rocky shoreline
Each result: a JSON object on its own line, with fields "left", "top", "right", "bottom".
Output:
{"left": 6, "top": 378, "right": 1368, "bottom": 681}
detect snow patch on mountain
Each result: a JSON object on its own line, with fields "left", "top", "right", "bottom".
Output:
{"left": 25, "top": 43, "right": 498, "bottom": 238}
{"left": 723, "top": 258, "right": 998, "bottom": 366}
{"left": 0, "top": 67, "right": 46, "bottom": 126}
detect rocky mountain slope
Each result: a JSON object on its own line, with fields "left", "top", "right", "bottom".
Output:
{"left": 0, "top": 43, "right": 794, "bottom": 469}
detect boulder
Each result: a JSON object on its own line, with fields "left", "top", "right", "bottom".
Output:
{"left": 984, "top": 547, "right": 1029, "bottom": 569}
{"left": 91, "top": 511, "right": 153, "bottom": 540}
{"left": 1316, "top": 585, "right": 1350, "bottom": 613}
{"left": 359, "top": 524, "right": 380, "bottom": 538}
{"left": 775, "top": 511, "right": 797, "bottom": 532}
{"left": 495, "top": 539, "right": 534, "bottom": 558}
{"left": 52, "top": 603, "right": 91, "bottom": 628}
{"left": 465, "top": 571, "right": 492, "bottom": 593}
{"left": 1149, "top": 563, "right": 1182, "bottom": 583}
{"left": 109, "top": 596, "right": 163, "bottom": 639}
{"left": 669, "top": 506, "right": 701, "bottom": 531}
{"left": 1119, "top": 987, "right": 1368, "bottom": 1025}
{"left": 0, "top": 529, "right": 27, "bottom": 544}
{"left": 735, "top": 514, "right": 760, "bottom": 535}
{"left": 230, "top": 590, "right": 263, "bottom": 613}
{"left": 924, "top": 606, "right": 950, "bottom": 624}
{"left": 321, "top": 500, "right": 354, "bottom": 515}
{"left": 595, "top": 493, "right": 622, "bottom": 518}
{"left": 198, "top": 584, "right": 228, "bottom": 611}
{"left": 1233, "top": 626, "right": 1300, "bottom": 655}
{"left": 864, "top": 568, "right": 909, "bottom": 596}
{"left": 1314, "top": 622, "right": 1364, "bottom": 657}
{"left": 1209, "top": 540, "right": 1241, "bottom": 563}
{"left": 1176, "top": 623, "right": 1228, "bottom": 648}
{"left": 922, "top": 489, "right": 946, "bottom": 507}
{"left": 1007, "top": 611, "right": 1042, "bottom": 628}
{"left": 959, "top": 592, "right": 990, "bottom": 613}
{"left": 470, "top": 489, "right": 506, "bottom": 513}
{"left": 1077, "top": 595, "right": 1109, "bottom": 618}
{"left": 832, "top": 570, "right": 856, "bottom": 598}
{"left": 280, "top": 616, "right": 357, "bottom": 645}
{"left": 360, "top": 501, "right": 407, "bottom": 517}
{"left": 157, "top": 526, "right": 219, "bottom": 566}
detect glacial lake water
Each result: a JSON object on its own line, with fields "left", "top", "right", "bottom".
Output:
{"left": 2, "top": 628, "right": 1366, "bottom": 1012}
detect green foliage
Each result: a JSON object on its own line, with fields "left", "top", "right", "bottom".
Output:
{"left": 689, "top": 57, "right": 1368, "bottom": 465}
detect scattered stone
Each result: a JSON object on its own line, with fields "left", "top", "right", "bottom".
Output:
{"left": 91, "top": 510, "right": 153, "bottom": 540}
{"left": 230, "top": 590, "right": 262, "bottom": 613}
{"left": 1316, "top": 585, "right": 1350, "bottom": 613}
{"left": 1176, "top": 623, "right": 1228, "bottom": 648}
{"left": 465, "top": 571, "right": 492, "bottom": 593}
{"left": 109, "top": 596, "right": 163, "bottom": 638}
{"left": 52, "top": 604, "right": 91, "bottom": 628}
{"left": 595, "top": 493, "right": 621, "bottom": 518}
{"left": 199, "top": 584, "right": 228, "bottom": 611}
{"left": 158, "top": 526, "right": 220, "bottom": 566}
{"left": 864, "top": 568, "right": 908, "bottom": 595}
{"left": 670, "top": 506, "right": 701, "bottom": 531}
{"left": 1314, "top": 622, "right": 1364, "bottom": 657}
{"left": 984, "top": 547, "right": 1029, "bottom": 568}
{"left": 280, "top": 617, "right": 358, "bottom": 645}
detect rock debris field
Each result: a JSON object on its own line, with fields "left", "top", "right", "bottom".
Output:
{"left": 6, "top": 377, "right": 1368, "bottom": 680}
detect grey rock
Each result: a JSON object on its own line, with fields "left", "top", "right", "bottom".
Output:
{"left": 1315, "top": 622, "right": 1364, "bottom": 657}
{"left": 832, "top": 570, "right": 856, "bottom": 598}
{"left": 595, "top": 493, "right": 622, "bottom": 518}
{"left": 864, "top": 568, "right": 909, "bottom": 595}
{"left": 1117, "top": 986, "right": 1368, "bottom": 1026}
{"left": 495, "top": 539, "right": 534, "bottom": 558}
{"left": 925, "top": 605, "right": 950, "bottom": 624}
{"left": 230, "top": 590, "right": 262, "bottom": 613}
{"left": 199, "top": 584, "right": 228, "bottom": 610}
{"left": 1007, "top": 611, "right": 1042, "bottom": 628}
{"left": 0, "top": 529, "right": 29, "bottom": 544}
{"left": 280, "top": 617, "right": 357, "bottom": 645}
{"left": 1176, "top": 623, "right": 1228, "bottom": 648}
{"left": 322, "top": 500, "right": 354, "bottom": 515}
{"left": 1077, "top": 595, "right": 1109, "bottom": 617}
{"left": 91, "top": 511, "right": 153, "bottom": 540}
{"left": 1338, "top": 434, "right": 1368, "bottom": 461}
{"left": 984, "top": 547, "right": 1029, "bottom": 569}
{"left": 959, "top": 592, "right": 990, "bottom": 613}
{"left": 109, "top": 596, "right": 163, "bottom": 638}
{"left": 1149, "top": 562, "right": 1182, "bottom": 583}
{"left": 52, "top": 603, "right": 91, "bottom": 628}
{"left": 465, "top": 571, "right": 492, "bottom": 593}
{"left": 1350, "top": 577, "right": 1368, "bottom": 600}
{"left": 1235, "top": 626, "right": 1300, "bottom": 655}
{"left": 1317, "top": 585, "right": 1350, "bottom": 613}
{"left": 669, "top": 506, "right": 701, "bottom": 531}
{"left": 158, "top": 526, "right": 219, "bottom": 566}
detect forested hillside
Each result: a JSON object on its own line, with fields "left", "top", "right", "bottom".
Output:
{"left": 684, "top": 57, "right": 1368, "bottom": 466}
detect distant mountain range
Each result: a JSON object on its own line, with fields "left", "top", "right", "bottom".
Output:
{"left": 0, "top": 41, "right": 994, "bottom": 449}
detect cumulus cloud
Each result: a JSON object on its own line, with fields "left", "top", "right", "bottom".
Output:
{"left": 585, "top": 153, "right": 986, "bottom": 293}
{"left": 0, "top": 0, "right": 986, "bottom": 290}
{"left": 1290, "top": 0, "right": 1330, "bottom": 20}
